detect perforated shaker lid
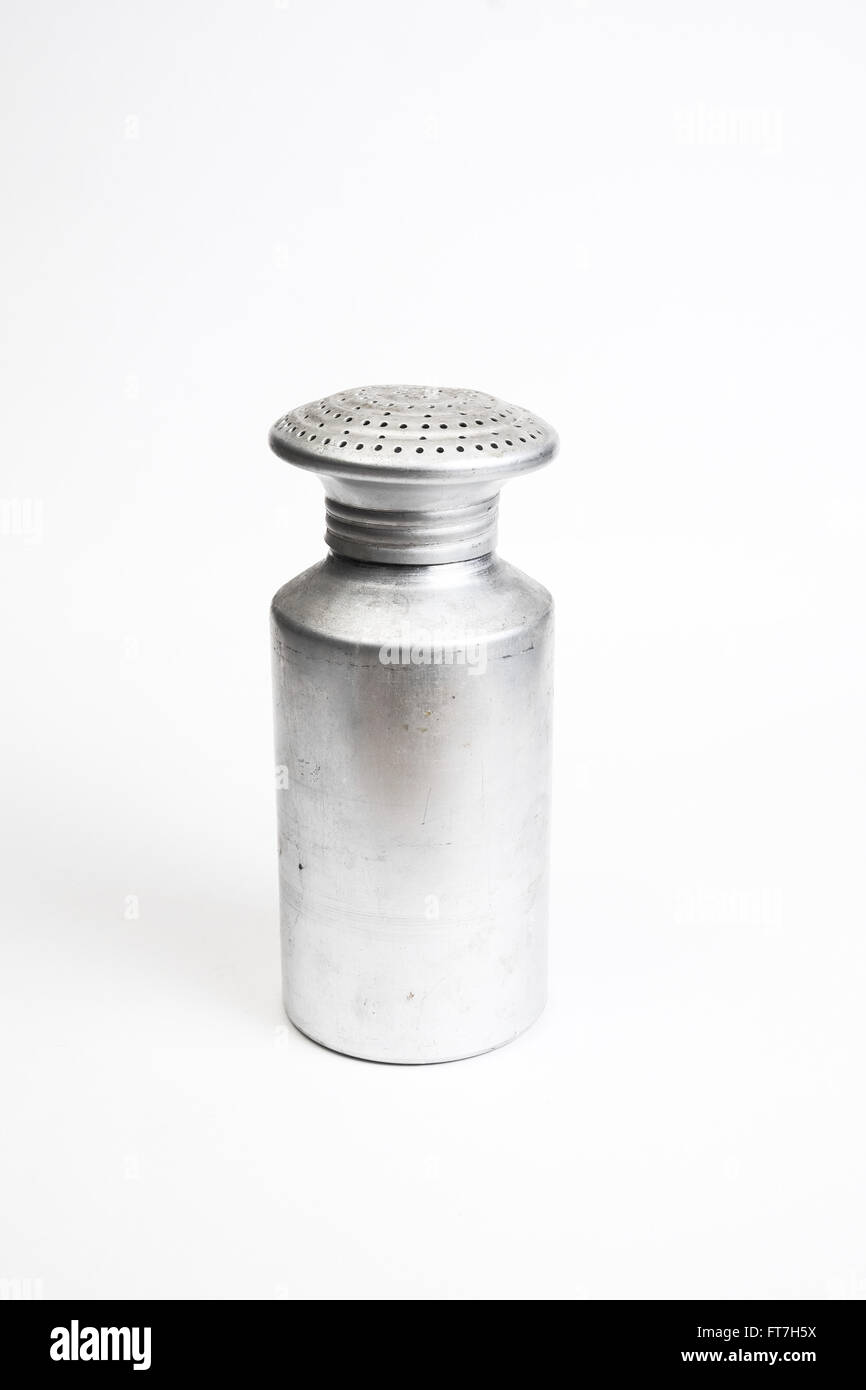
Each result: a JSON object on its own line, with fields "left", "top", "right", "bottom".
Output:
{"left": 269, "top": 384, "right": 557, "bottom": 564}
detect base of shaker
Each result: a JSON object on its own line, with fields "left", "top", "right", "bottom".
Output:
{"left": 283, "top": 1002, "right": 546, "bottom": 1066}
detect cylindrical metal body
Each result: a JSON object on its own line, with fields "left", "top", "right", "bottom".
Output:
{"left": 269, "top": 386, "right": 557, "bottom": 1063}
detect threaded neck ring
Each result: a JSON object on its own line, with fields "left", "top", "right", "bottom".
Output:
{"left": 325, "top": 495, "right": 498, "bottom": 565}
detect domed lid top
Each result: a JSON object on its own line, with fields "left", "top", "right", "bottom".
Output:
{"left": 269, "top": 384, "right": 557, "bottom": 484}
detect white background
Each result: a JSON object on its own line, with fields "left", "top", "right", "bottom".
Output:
{"left": 2, "top": 0, "right": 864, "bottom": 1300}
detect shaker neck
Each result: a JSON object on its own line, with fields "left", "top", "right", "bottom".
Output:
{"left": 324, "top": 494, "right": 499, "bottom": 565}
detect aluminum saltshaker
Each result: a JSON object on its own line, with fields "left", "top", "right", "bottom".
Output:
{"left": 269, "top": 385, "right": 557, "bottom": 1063}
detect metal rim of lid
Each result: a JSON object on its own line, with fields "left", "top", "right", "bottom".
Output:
{"left": 269, "top": 384, "right": 558, "bottom": 485}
